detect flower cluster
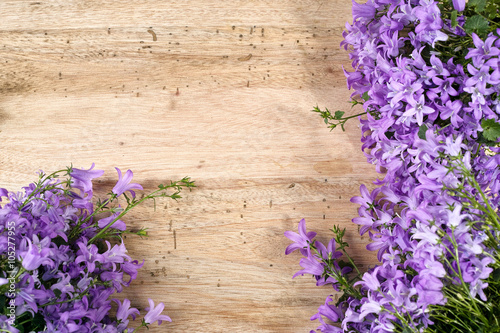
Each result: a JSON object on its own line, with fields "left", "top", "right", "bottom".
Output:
{"left": 287, "top": 0, "right": 500, "bottom": 332}
{"left": 0, "top": 165, "right": 194, "bottom": 332}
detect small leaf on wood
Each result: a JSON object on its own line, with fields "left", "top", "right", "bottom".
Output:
{"left": 334, "top": 111, "right": 345, "bottom": 120}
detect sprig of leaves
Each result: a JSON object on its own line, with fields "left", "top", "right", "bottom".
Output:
{"left": 312, "top": 106, "right": 366, "bottom": 131}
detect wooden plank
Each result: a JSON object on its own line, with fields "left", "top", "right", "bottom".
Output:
{"left": 0, "top": 1, "right": 380, "bottom": 331}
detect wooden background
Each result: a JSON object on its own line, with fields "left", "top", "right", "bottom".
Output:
{"left": 0, "top": 1, "right": 380, "bottom": 332}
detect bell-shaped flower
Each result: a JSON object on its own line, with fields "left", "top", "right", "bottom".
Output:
{"left": 70, "top": 163, "right": 104, "bottom": 195}
{"left": 112, "top": 168, "right": 143, "bottom": 198}
{"left": 144, "top": 298, "right": 172, "bottom": 325}
{"left": 284, "top": 219, "right": 316, "bottom": 256}
{"left": 19, "top": 237, "right": 54, "bottom": 271}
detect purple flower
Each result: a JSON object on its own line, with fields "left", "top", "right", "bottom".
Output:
{"left": 351, "top": 0, "right": 376, "bottom": 21}
{"left": 102, "top": 241, "right": 131, "bottom": 266}
{"left": 293, "top": 248, "right": 325, "bottom": 278}
{"left": 284, "top": 219, "right": 316, "bottom": 256}
{"left": 97, "top": 208, "right": 126, "bottom": 231}
{"left": 113, "top": 298, "right": 139, "bottom": 330}
{"left": 358, "top": 296, "right": 383, "bottom": 320}
{"left": 414, "top": 275, "right": 445, "bottom": 307}
{"left": 70, "top": 163, "right": 104, "bottom": 195}
{"left": 466, "top": 33, "right": 500, "bottom": 67}
{"left": 75, "top": 240, "right": 103, "bottom": 273}
{"left": 310, "top": 296, "right": 344, "bottom": 332}
{"left": 401, "top": 94, "right": 435, "bottom": 125}
{"left": 50, "top": 272, "right": 75, "bottom": 298}
{"left": 452, "top": 0, "right": 465, "bottom": 11}
{"left": 315, "top": 239, "right": 343, "bottom": 262}
{"left": 112, "top": 167, "right": 143, "bottom": 198}
{"left": 144, "top": 298, "right": 172, "bottom": 325}
{"left": 0, "top": 188, "right": 8, "bottom": 201}
{"left": 354, "top": 266, "right": 381, "bottom": 291}
{"left": 19, "top": 237, "right": 54, "bottom": 271}
{"left": 0, "top": 316, "right": 19, "bottom": 333}
{"left": 122, "top": 259, "right": 145, "bottom": 286}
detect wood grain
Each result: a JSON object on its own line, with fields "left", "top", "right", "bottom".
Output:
{"left": 0, "top": 1, "right": 380, "bottom": 331}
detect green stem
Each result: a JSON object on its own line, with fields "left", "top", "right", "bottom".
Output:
{"left": 18, "top": 169, "right": 69, "bottom": 210}
{"left": 309, "top": 244, "right": 362, "bottom": 299}
{"left": 88, "top": 185, "right": 184, "bottom": 244}
{"left": 341, "top": 248, "right": 362, "bottom": 277}
{"left": 339, "top": 112, "right": 368, "bottom": 121}
{"left": 69, "top": 198, "right": 114, "bottom": 239}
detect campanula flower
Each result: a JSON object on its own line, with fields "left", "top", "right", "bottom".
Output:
{"left": 284, "top": 219, "right": 316, "bottom": 256}
{"left": 19, "top": 237, "right": 54, "bottom": 271}
{"left": 452, "top": 0, "right": 465, "bottom": 11}
{"left": 144, "top": 298, "right": 172, "bottom": 325}
{"left": 70, "top": 163, "right": 104, "bottom": 195}
{"left": 351, "top": 0, "right": 376, "bottom": 21}
{"left": 310, "top": 296, "right": 344, "bottom": 331}
{"left": 97, "top": 209, "right": 126, "bottom": 231}
{"left": 293, "top": 248, "right": 325, "bottom": 278}
{"left": 113, "top": 298, "right": 139, "bottom": 330}
{"left": 112, "top": 167, "right": 143, "bottom": 198}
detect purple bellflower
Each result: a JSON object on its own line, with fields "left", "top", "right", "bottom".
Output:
{"left": 144, "top": 298, "right": 172, "bottom": 325}
{"left": 284, "top": 219, "right": 317, "bottom": 256}
{"left": 112, "top": 167, "right": 143, "bottom": 198}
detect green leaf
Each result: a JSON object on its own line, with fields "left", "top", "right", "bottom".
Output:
{"left": 333, "top": 111, "right": 345, "bottom": 120}
{"left": 482, "top": 118, "right": 500, "bottom": 141}
{"left": 362, "top": 91, "right": 369, "bottom": 101}
{"left": 464, "top": 15, "right": 489, "bottom": 35}
{"left": 418, "top": 124, "right": 428, "bottom": 140}
{"left": 469, "top": 0, "right": 487, "bottom": 12}
{"left": 451, "top": 10, "right": 458, "bottom": 28}
{"left": 476, "top": 132, "right": 498, "bottom": 146}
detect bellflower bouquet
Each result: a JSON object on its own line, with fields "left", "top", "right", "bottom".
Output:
{"left": 0, "top": 165, "right": 194, "bottom": 332}
{"left": 286, "top": 0, "right": 500, "bottom": 332}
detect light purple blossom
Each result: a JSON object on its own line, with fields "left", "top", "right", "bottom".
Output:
{"left": 144, "top": 298, "right": 172, "bottom": 325}
{"left": 284, "top": 219, "right": 317, "bottom": 256}
{"left": 452, "top": 0, "right": 465, "bottom": 11}
{"left": 19, "top": 237, "right": 54, "bottom": 271}
{"left": 70, "top": 163, "right": 104, "bottom": 195}
{"left": 112, "top": 168, "right": 143, "bottom": 198}
{"left": 293, "top": 248, "right": 325, "bottom": 278}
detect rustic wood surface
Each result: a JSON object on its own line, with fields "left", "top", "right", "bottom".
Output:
{"left": 0, "top": 1, "right": 380, "bottom": 332}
